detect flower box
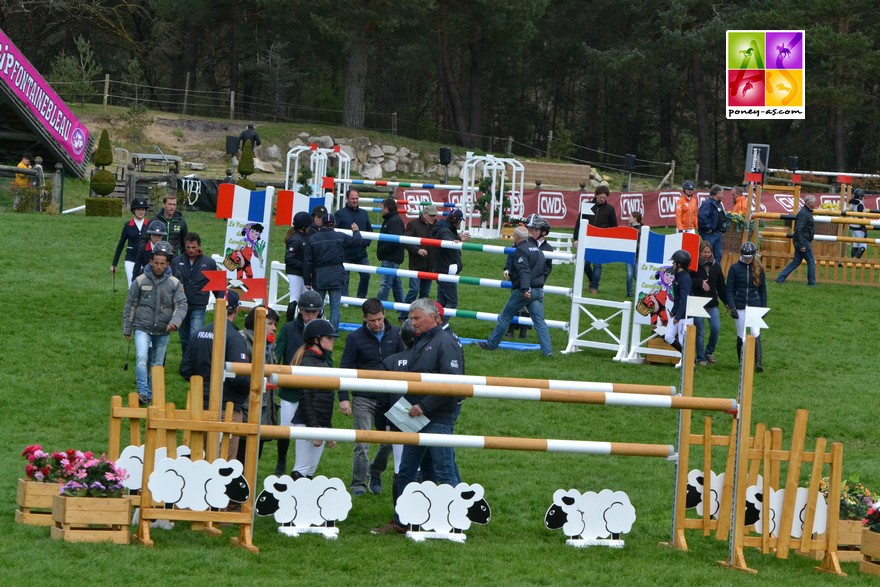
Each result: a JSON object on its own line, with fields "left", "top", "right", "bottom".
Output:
{"left": 813, "top": 519, "right": 865, "bottom": 562}
{"left": 15, "top": 478, "right": 60, "bottom": 526}
{"left": 862, "top": 529, "right": 880, "bottom": 576}
{"left": 51, "top": 494, "right": 131, "bottom": 544}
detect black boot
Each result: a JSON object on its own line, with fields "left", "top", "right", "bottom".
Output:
{"left": 286, "top": 301, "right": 297, "bottom": 322}
{"left": 736, "top": 338, "right": 743, "bottom": 362}
{"left": 670, "top": 339, "right": 682, "bottom": 353}
{"left": 275, "top": 439, "right": 290, "bottom": 476}
{"left": 392, "top": 474, "right": 401, "bottom": 507}
{"left": 856, "top": 248, "right": 866, "bottom": 259}
{"left": 755, "top": 337, "right": 763, "bottom": 373}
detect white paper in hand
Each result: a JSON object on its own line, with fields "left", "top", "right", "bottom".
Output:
{"left": 448, "top": 264, "right": 457, "bottom": 275}
{"left": 385, "top": 398, "right": 430, "bottom": 433}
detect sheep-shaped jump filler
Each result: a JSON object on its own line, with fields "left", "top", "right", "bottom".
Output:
{"left": 117, "top": 445, "right": 193, "bottom": 494}
{"left": 685, "top": 469, "right": 726, "bottom": 518}
{"left": 255, "top": 475, "right": 353, "bottom": 539}
{"left": 147, "top": 455, "right": 249, "bottom": 511}
{"left": 544, "top": 489, "right": 636, "bottom": 548}
{"left": 396, "top": 482, "right": 491, "bottom": 543}
{"left": 744, "top": 485, "right": 827, "bottom": 539}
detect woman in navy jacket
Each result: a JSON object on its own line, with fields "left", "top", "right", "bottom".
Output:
{"left": 111, "top": 197, "right": 149, "bottom": 286}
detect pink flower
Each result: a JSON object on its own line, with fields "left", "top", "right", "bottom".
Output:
{"left": 25, "top": 464, "right": 37, "bottom": 477}
{"left": 34, "top": 471, "right": 44, "bottom": 481}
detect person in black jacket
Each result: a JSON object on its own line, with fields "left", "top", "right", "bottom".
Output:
{"left": 399, "top": 205, "right": 438, "bottom": 322}
{"left": 663, "top": 250, "right": 693, "bottom": 353}
{"left": 691, "top": 241, "right": 731, "bottom": 366}
{"left": 848, "top": 188, "right": 867, "bottom": 259}
{"left": 132, "top": 220, "right": 168, "bottom": 279}
{"left": 172, "top": 233, "right": 225, "bottom": 358}
{"left": 238, "top": 122, "right": 261, "bottom": 152}
{"left": 283, "top": 211, "right": 312, "bottom": 320}
{"left": 572, "top": 185, "right": 617, "bottom": 294}
{"left": 111, "top": 197, "right": 149, "bottom": 286}
{"left": 775, "top": 194, "right": 818, "bottom": 286}
{"left": 376, "top": 198, "right": 406, "bottom": 318}
{"left": 727, "top": 241, "right": 767, "bottom": 372}
{"left": 147, "top": 195, "right": 188, "bottom": 255}
{"left": 303, "top": 214, "right": 361, "bottom": 331}
{"left": 179, "top": 291, "right": 251, "bottom": 459}
{"left": 478, "top": 226, "right": 552, "bottom": 356}
{"left": 431, "top": 208, "right": 471, "bottom": 322}
{"left": 334, "top": 189, "right": 373, "bottom": 299}
{"left": 340, "top": 298, "right": 405, "bottom": 495}
{"left": 698, "top": 185, "right": 727, "bottom": 263}
{"left": 290, "top": 319, "right": 351, "bottom": 479}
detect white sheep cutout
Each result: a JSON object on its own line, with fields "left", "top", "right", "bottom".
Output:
{"left": 544, "top": 488, "right": 636, "bottom": 548}
{"left": 254, "top": 475, "right": 352, "bottom": 539}
{"left": 117, "top": 445, "right": 193, "bottom": 493}
{"left": 147, "top": 455, "right": 249, "bottom": 511}
{"left": 685, "top": 469, "right": 727, "bottom": 518}
{"left": 396, "top": 481, "right": 491, "bottom": 543}
{"left": 744, "top": 485, "right": 827, "bottom": 538}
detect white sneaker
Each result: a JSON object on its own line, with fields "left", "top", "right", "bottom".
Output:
{"left": 150, "top": 519, "right": 175, "bottom": 530}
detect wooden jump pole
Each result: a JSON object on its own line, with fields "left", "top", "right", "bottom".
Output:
{"left": 753, "top": 212, "right": 880, "bottom": 228}
{"left": 760, "top": 230, "right": 880, "bottom": 246}
{"left": 265, "top": 373, "right": 737, "bottom": 413}
{"left": 259, "top": 426, "right": 676, "bottom": 458}
{"left": 227, "top": 363, "right": 677, "bottom": 396}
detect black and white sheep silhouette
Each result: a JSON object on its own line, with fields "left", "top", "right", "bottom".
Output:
{"left": 255, "top": 474, "right": 352, "bottom": 537}
{"left": 544, "top": 488, "right": 636, "bottom": 544}
{"left": 744, "top": 485, "right": 827, "bottom": 538}
{"left": 685, "top": 469, "right": 725, "bottom": 518}
{"left": 396, "top": 482, "right": 491, "bottom": 538}
{"left": 117, "top": 444, "right": 192, "bottom": 493}
{"left": 147, "top": 455, "right": 249, "bottom": 511}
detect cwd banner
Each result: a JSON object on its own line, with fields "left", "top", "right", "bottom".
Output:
{"left": 216, "top": 183, "right": 273, "bottom": 285}
{"left": 632, "top": 228, "right": 701, "bottom": 328}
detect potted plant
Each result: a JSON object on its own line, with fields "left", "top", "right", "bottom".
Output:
{"left": 49, "top": 450, "right": 131, "bottom": 544}
{"left": 862, "top": 504, "right": 880, "bottom": 575}
{"left": 16, "top": 444, "right": 68, "bottom": 526}
{"left": 818, "top": 476, "right": 875, "bottom": 561}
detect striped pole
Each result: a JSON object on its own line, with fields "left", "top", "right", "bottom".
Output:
{"left": 343, "top": 263, "right": 572, "bottom": 296}
{"left": 362, "top": 198, "right": 459, "bottom": 209}
{"left": 329, "top": 177, "right": 466, "bottom": 191}
{"left": 760, "top": 230, "right": 880, "bottom": 245}
{"left": 334, "top": 229, "right": 575, "bottom": 262}
{"left": 260, "top": 426, "right": 677, "bottom": 458}
{"left": 340, "top": 296, "right": 569, "bottom": 330}
{"left": 265, "top": 374, "right": 738, "bottom": 413}
{"left": 753, "top": 212, "right": 880, "bottom": 228}
{"left": 358, "top": 206, "right": 480, "bottom": 218}
{"left": 226, "top": 363, "right": 677, "bottom": 396}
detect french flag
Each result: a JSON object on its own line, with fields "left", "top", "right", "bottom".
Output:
{"left": 275, "top": 190, "right": 295, "bottom": 225}
{"left": 644, "top": 231, "right": 700, "bottom": 265}
{"left": 216, "top": 183, "right": 267, "bottom": 221}
{"left": 584, "top": 225, "right": 638, "bottom": 264}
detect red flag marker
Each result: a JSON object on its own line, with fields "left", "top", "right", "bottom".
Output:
{"left": 240, "top": 278, "right": 267, "bottom": 301}
{"left": 202, "top": 270, "right": 228, "bottom": 292}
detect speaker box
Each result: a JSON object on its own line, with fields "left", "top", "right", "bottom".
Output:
{"left": 226, "top": 136, "right": 240, "bottom": 156}
{"left": 625, "top": 153, "right": 636, "bottom": 172}
{"left": 439, "top": 147, "right": 452, "bottom": 166}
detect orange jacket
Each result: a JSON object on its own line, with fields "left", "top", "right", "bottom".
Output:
{"left": 732, "top": 195, "right": 747, "bottom": 214}
{"left": 676, "top": 195, "right": 698, "bottom": 231}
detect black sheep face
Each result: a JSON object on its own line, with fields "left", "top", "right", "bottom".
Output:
{"left": 744, "top": 493, "right": 762, "bottom": 527}
{"left": 226, "top": 475, "right": 250, "bottom": 503}
{"left": 685, "top": 477, "right": 704, "bottom": 509}
{"left": 467, "top": 499, "right": 491, "bottom": 525}
{"left": 544, "top": 504, "right": 568, "bottom": 530}
{"left": 255, "top": 490, "right": 279, "bottom": 517}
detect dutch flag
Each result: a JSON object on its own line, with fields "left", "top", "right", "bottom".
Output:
{"left": 644, "top": 231, "right": 701, "bottom": 265}
{"left": 216, "top": 183, "right": 268, "bottom": 221}
{"left": 584, "top": 225, "right": 639, "bottom": 265}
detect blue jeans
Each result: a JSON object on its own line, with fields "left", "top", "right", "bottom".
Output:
{"left": 316, "top": 288, "right": 342, "bottom": 332}
{"left": 693, "top": 306, "right": 721, "bottom": 361}
{"left": 377, "top": 260, "right": 405, "bottom": 307}
{"left": 343, "top": 251, "right": 371, "bottom": 298}
{"left": 394, "top": 420, "right": 456, "bottom": 518}
{"left": 486, "top": 288, "right": 552, "bottom": 356}
{"left": 585, "top": 263, "right": 602, "bottom": 290}
{"left": 178, "top": 307, "right": 206, "bottom": 357}
{"left": 436, "top": 281, "right": 458, "bottom": 321}
{"left": 777, "top": 242, "right": 816, "bottom": 285}
{"left": 399, "top": 276, "right": 433, "bottom": 320}
{"left": 701, "top": 232, "right": 722, "bottom": 263}
{"left": 134, "top": 330, "right": 170, "bottom": 400}
{"left": 625, "top": 263, "right": 636, "bottom": 297}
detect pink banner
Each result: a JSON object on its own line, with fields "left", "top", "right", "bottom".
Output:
{"left": 0, "top": 29, "right": 89, "bottom": 165}
{"left": 393, "top": 187, "right": 856, "bottom": 229}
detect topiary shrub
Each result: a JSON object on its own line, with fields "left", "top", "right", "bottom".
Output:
{"left": 85, "top": 197, "right": 123, "bottom": 216}
{"left": 93, "top": 129, "right": 113, "bottom": 167}
{"left": 239, "top": 139, "right": 255, "bottom": 177}
{"left": 236, "top": 176, "right": 257, "bottom": 190}
{"left": 91, "top": 168, "right": 117, "bottom": 196}
{"left": 90, "top": 129, "right": 116, "bottom": 196}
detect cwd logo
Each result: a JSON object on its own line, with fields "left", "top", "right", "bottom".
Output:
{"left": 773, "top": 194, "right": 795, "bottom": 212}
{"left": 403, "top": 190, "right": 432, "bottom": 217}
{"left": 657, "top": 192, "right": 681, "bottom": 218}
{"left": 448, "top": 190, "right": 465, "bottom": 207}
{"left": 619, "top": 193, "right": 644, "bottom": 220}
{"left": 538, "top": 191, "right": 567, "bottom": 219}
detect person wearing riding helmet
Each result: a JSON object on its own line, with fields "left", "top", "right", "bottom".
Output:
{"left": 431, "top": 208, "right": 471, "bottom": 321}
{"left": 663, "top": 249, "right": 693, "bottom": 354}
{"left": 112, "top": 197, "right": 150, "bottom": 286}
{"left": 726, "top": 241, "right": 767, "bottom": 372}
{"left": 284, "top": 211, "right": 313, "bottom": 319}
{"left": 290, "top": 319, "right": 351, "bottom": 480}
{"left": 849, "top": 188, "right": 867, "bottom": 259}
{"left": 676, "top": 180, "right": 699, "bottom": 233}
{"left": 132, "top": 220, "right": 169, "bottom": 279}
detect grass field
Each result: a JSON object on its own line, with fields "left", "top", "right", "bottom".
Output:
{"left": 1, "top": 195, "right": 877, "bottom": 586}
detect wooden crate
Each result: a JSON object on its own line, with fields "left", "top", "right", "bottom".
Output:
{"left": 51, "top": 494, "right": 131, "bottom": 544}
{"left": 861, "top": 528, "right": 880, "bottom": 576}
{"left": 15, "top": 478, "right": 60, "bottom": 526}
{"left": 811, "top": 519, "right": 864, "bottom": 562}
{"left": 645, "top": 336, "right": 679, "bottom": 365}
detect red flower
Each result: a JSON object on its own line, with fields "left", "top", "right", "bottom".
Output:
{"left": 25, "top": 464, "right": 37, "bottom": 477}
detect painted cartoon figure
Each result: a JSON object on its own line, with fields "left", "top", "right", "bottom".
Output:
{"left": 224, "top": 223, "right": 266, "bottom": 279}
{"left": 634, "top": 265, "right": 675, "bottom": 331}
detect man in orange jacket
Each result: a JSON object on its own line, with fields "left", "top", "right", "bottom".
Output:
{"left": 676, "top": 180, "right": 698, "bottom": 233}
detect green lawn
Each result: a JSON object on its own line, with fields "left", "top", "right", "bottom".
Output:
{"left": 0, "top": 199, "right": 877, "bottom": 586}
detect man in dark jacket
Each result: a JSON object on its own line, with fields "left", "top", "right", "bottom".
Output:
{"left": 478, "top": 227, "right": 552, "bottom": 356}
{"left": 179, "top": 291, "right": 251, "bottom": 459}
{"left": 340, "top": 298, "right": 404, "bottom": 496}
{"left": 147, "top": 195, "right": 188, "bottom": 255}
{"left": 572, "top": 186, "right": 617, "bottom": 293}
{"left": 399, "top": 205, "right": 438, "bottom": 321}
{"left": 431, "top": 208, "right": 471, "bottom": 321}
{"left": 172, "top": 233, "right": 224, "bottom": 358}
{"left": 698, "top": 185, "right": 727, "bottom": 263}
{"left": 376, "top": 198, "right": 406, "bottom": 318}
{"left": 334, "top": 189, "right": 373, "bottom": 298}
{"left": 238, "top": 122, "right": 261, "bottom": 152}
{"left": 775, "top": 194, "right": 818, "bottom": 286}
{"left": 303, "top": 214, "right": 361, "bottom": 330}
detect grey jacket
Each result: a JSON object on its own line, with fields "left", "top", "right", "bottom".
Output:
{"left": 122, "top": 268, "right": 188, "bottom": 336}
